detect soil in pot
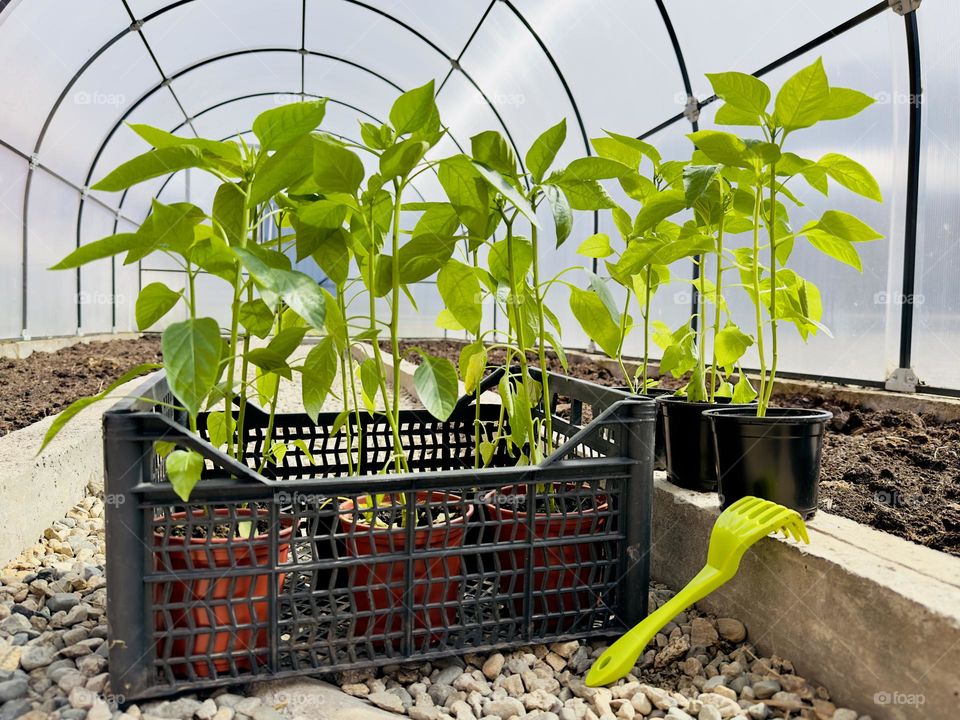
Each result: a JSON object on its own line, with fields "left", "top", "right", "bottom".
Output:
{"left": 483, "top": 484, "right": 609, "bottom": 629}
{"left": 658, "top": 395, "right": 749, "bottom": 492}
{"left": 338, "top": 492, "right": 473, "bottom": 646}
{"left": 706, "top": 407, "right": 832, "bottom": 520}
{"left": 153, "top": 507, "right": 294, "bottom": 678}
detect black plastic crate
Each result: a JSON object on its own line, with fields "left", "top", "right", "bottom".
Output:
{"left": 103, "top": 367, "right": 655, "bottom": 700}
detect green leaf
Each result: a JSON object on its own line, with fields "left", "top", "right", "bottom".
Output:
{"left": 774, "top": 57, "right": 829, "bottom": 131}
{"left": 135, "top": 282, "right": 181, "bottom": 331}
{"left": 569, "top": 286, "right": 621, "bottom": 359}
{"left": 526, "top": 119, "right": 566, "bottom": 184}
{"left": 313, "top": 137, "right": 365, "bottom": 195}
{"left": 379, "top": 138, "right": 429, "bottom": 178}
{"left": 166, "top": 449, "right": 204, "bottom": 502}
{"left": 212, "top": 182, "right": 246, "bottom": 245}
{"left": 161, "top": 318, "right": 222, "bottom": 420}
{"left": 311, "top": 227, "right": 351, "bottom": 286}
{"left": 577, "top": 233, "right": 613, "bottom": 258}
{"left": 488, "top": 236, "right": 533, "bottom": 287}
{"left": 252, "top": 99, "right": 327, "bottom": 151}
{"left": 714, "top": 103, "right": 764, "bottom": 127}
{"left": 129, "top": 124, "right": 242, "bottom": 164}
{"left": 553, "top": 177, "right": 616, "bottom": 210}
{"left": 301, "top": 336, "right": 337, "bottom": 422}
{"left": 633, "top": 190, "right": 687, "bottom": 234}
{"left": 438, "top": 259, "right": 482, "bottom": 335}
{"left": 390, "top": 80, "right": 437, "bottom": 135}
{"left": 397, "top": 233, "right": 458, "bottom": 284}
{"left": 459, "top": 341, "right": 487, "bottom": 394}
{"left": 472, "top": 162, "right": 540, "bottom": 228}
{"left": 239, "top": 299, "right": 274, "bottom": 338}
{"left": 268, "top": 326, "right": 308, "bottom": 359}
{"left": 714, "top": 325, "right": 753, "bottom": 368}
{"left": 820, "top": 86, "right": 874, "bottom": 121}
{"left": 817, "top": 153, "right": 882, "bottom": 201}
{"left": 563, "top": 156, "right": 633, "bottom": 180}
{"left": 256, "top": 368, "right": 279, "bottom": 407}
{"left": 597, "top": 131, "right": 661, "bottom": 168}
{"left": 803, "top": 228, "right": 862, "bottom": 271}
{"left": 437, "top": 154, "right": 490, "bottom": 236}
{"left": 687, "top": 130, "right": 751, "bottom": 167}
{"left": 683, "top": 165, "right": 719, "bottom": 206}
{"left": 471, "top": 130, "right": 517, "bottom": 177}
{"left": 91, "top": 145, "right": 205, "bottom": 192}
{"left": 206, "top": 411, "right": 233, "bottom": 448}
{"left": 816, "top": 210, "right": 883, "bottom": 242}
{"left": 49, "top": 233, "right": 146, "bottom": 270}
{"left": 706, "top": 71, "right": 771, "bottom": 116}
{"left": 542, "top": 184, "right": 572, "bottom": 247}
{"left": 250, "top": 134, "right": 313, "bottom": 206}
{"left": 732, "top": 372, "right": 758, "bottom": 404}
{"left": 413, "top": 350, "right": 459, "bottom": 421}
{"left": 39, "top": 362, "right": 161, "bottom": 453}
{"left": 359, "top": 357, "right": 380, "bottom": 413}
{"left": 235, "top": 248, "right": 327, "bottom": 330}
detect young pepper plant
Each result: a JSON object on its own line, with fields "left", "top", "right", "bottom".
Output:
{"left": 700, "top": 58, "right": 883, "bottom": 416}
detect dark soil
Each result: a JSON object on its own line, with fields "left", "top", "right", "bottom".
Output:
{"left": 0, "top": 337, "right": 162, "bottom": 436}
{"left": 393, "top": 338, "right": 960, "bottom": 556}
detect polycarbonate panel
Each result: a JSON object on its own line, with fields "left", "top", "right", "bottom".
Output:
{"left": 510, "top": 0, "right": 683, "bottom": 138}
{"left": 700, "top": 12, "right": 907, "bottom": 382}
{"left": 914, "top": 4, "right": 960, "bottom": 389}
{"left": 0, "top": 144, "right": 26, "bottom": 338}
{"left": 26, "top": 172, "right": 79, "bottom": 337}
{"left": 40, "top": 34, "right": 164, "bottom": 185}
{"left": 142, "top": 0, "right": 300, "bottom": 72}
{"left": 671, "top": 1, "right": 878, "bottom": 101}
{"left": 0, "top": 0, "right": 130, "bottom": 152}
{"left": 89, "top": 90, "right": 185, "bottom": 216}
{"left": 170, "top": 52, "right": 301, "bottom": 118}
{"left": 304, "top": 54, "right": 403, "bottom": 126}
{"left": 78, "top": 201, "right": 118, "bottom": 334}
{"left": 140, "top": 269, "right": 188, "bottom": 329}
{"left": 432, "top": 73, "right": 509, "bottom": 159}
{"left": 114, "top": 219, "right": 141, "bottom": 332}
{"left": 359, "top": 0, "right": 488, "bottom": 58}
{"left": 456, "top": 2, "right": 583, "bottom": 161}
{"left": 194, "top": 272, "right": 233, "bottom": 329}
{"left": 304, "top": 1, "right": 450, "bottom": 91}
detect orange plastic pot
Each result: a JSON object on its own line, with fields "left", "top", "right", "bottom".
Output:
{"left": 338, "top": 492, "right": 472, "bottom": 642}
{"left": 483, "top": 484, "right": 607, "bottom": 621}
{"left": 155, "top": 508, "right": 294, "bottom": 677}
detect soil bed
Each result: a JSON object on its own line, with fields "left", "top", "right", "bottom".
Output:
{"left": 0, "top": 336, "right": 161, "bottom": 436}
{"left": 394, "top": 338, "right": 960, "bottom": 556}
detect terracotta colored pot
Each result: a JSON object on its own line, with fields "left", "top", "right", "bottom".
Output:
{"left": 338, "top": 492, "right": 472, "bottom": 643}
{"left": 154, "top": 508, "right": 294, "bottom": 677}
{"left": 483, "top": 484, "right": 608, "bottom": 622}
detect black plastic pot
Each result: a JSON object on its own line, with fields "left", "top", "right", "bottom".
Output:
{"left": 704, "top": 407, "right": 833, "bottom": 519}
{"left": 617, "top": 386, "right": 672, "bottom": 471}
{"left": 657, "top": 395, "right": 746, "bottom": 491}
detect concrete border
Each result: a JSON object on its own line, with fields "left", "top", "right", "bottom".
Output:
{"left": 0, "top": 332, "right": 141, "bottom": 360}
{"left": 651, "top": 477, "right": 960, "bottom": 720}
{"left": 0, "top": 371, "right": 158, "bottom": 568}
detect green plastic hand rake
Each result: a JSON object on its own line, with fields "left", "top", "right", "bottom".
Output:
{"left": 585, "top": 496, "right": 810, "bottom": 687}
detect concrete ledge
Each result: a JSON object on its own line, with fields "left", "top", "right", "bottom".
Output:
{"left": 0, "top": 372, "right": 159, "bottom": 568}
{"left": 651, "top": 477, "right": 960, "bottom": 720}
{"left": 0, "top": 332, "right": 141, "bottom": 360}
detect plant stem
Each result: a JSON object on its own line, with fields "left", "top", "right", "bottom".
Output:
{"left": 696, "top": 254, "right": 707, "bottom": 399}
{"left": 710, "top": 209, "right": 725, "bottom": 404}
{"left": 530, "top": 222, "right": 554, "bottom": 455}
{"left": 762, "top": 165, "right": 779, "bottom": 415}
{"left": 223, "top": 191, "right": 250, "bottom": 460}
{"left": 616, "top": 287, "right": 635, "bottom": 394}
{"left": 504, "top": 216, "right": 537, "bottom": 463}
{"left": 751, "top": 184, "right": 768, "bottom": 416}
{"left": 642, "top": 265, "right": 652, "bottom": 394}
{"left": 390, "top": 180, "right": 403, "bottom": 448}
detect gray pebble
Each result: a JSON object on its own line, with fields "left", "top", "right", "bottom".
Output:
{"left": 46, "top": 594, "right": 80, "bottom": 614}
{"left": 0, "top": 680, "right": 27, "bottom": 703}
{"left": 0, "top": 698, "right": 33, "bottom": 720}
{"left": 0, "top": 616, "right": 31, "bottom": 637}
{"left": 435, "top": 665, "right": 463, "bottom": 686}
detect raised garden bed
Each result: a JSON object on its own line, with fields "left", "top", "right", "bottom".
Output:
{"left": 393, "top": 339, "right": 960, "bottom": 557}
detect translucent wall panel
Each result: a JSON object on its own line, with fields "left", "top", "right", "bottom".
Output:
{"left": 914, "top": 5, "right": 960, "bottom": 390}
{"left": 671, "top": 1, "right": 877, "bottom": 101}
{"left": 194, "top": 273, "right": 233, "bottom": 330}
{"left": 0, "top": 0, "right": 130, "bottom": 153}
{"left": 26, "top": 172, "right": 79, "bottom": 337}
{"left": 41, "top": 34, "right": 163, "bottom": 186}
{"left": 115, "top": 219, "right": 140, "bottom": 333}
{"left": 0, "top": 144, "right": 25, "bottom": 338}
{"left": 305, "top": 1, "right": 450, "bottom": 91}
{"left": 698, "top": 12, "right": 907, "bottom": 382}
{"left": 141, "top": 0, "right": 300, "bottom": 72}
{"left": 511, "top": 0, "right": 683, "bottom": 138}
{"left": 304, "top": 54, "right": 403, "bottom": 126}
{"left": 170, "top": 52, "right": 302, "bottom": 119}
{"left": 78, "top": 202, "right": 118, "bottom": 334}
{"left": 358, "top": 0, "right": 487, "bottom": 58}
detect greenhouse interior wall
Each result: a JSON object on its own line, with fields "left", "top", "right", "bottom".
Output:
{"left": 0, "top": 0, "right": 956, "bottom": 392}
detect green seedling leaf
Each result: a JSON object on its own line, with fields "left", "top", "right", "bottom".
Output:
{"left": 162, "top": 318, "right": 222, "bottom": 420}
{"left": 774, "top": 56, "right": 829, "bottom": 131}
{"left": 820, "top": 86, "right": 875, "bottom": 121}
{"left": 552, "top": 176, "right": 616, "bottom": 211}
{"left": 706, "top": 71, "right": 771, "bottom": 117}
{"left": 166, "top": 449, "right": 204, "bottom": 502}
{"left": 714, "top": 325, "right": 754, "bottom": 368}
{"left": 817, "top": 153, "right": 882, "bottom": 201}
{"left": 633, "top": 189, "right": 687, "bottom": 234}
{"left": 542, "top": 184, "right": 572, "bottom": 247}
{"left": 239, "top": 299, "right": 274, "bottom": 338}
{"left": 687, "top": 130, "right": 751, "bottom": 168}
{"left": 390, "top": 80, "right": 437, "bottom": 135}
{"left": 92, "top": 145, "right": 206, "bottom": 192}
{"left": 526, "top": 119, "right": 566, "bottom": 184}
{"left": 577, "top": 233, "right": 613, "bottom": 258}
{"left": 250, "top": 134, "right": 313, "bottom": 206}
{"left": 816, "top": 209, "right": 883, "bottom": 242}
{"left": 252, "top": 98, "right": 327, "bottom": 151}
{"left": 471, "top": 130, "right": 517, "bottom": 177}
{"left": 380, "top": 138, "right": 429, "bottom": 178}
{"left": 439, "top": 259, "right": 482, "bottom": 336}
{"left": 313, "top": 137, "right": 365, "bottom": 195}
{"left": 732, "top": 372, "right": 758, "bottom": 404}
{"left": 472, "top": 162, "right": 540, "bottom": 227}
{"left": 206, "top": 411, "right": 233, "bottom": 448}
{"left": 569, "top": 286, "right": 621, "bottom": 359}
{"left": 301, "top": 337, "right": 337, "bottom": 422}
{"left": 564, "top": 156, "right": 633, "bottom": 181}
{"left": 413, "top": 350, "right": 458, "bottom": 421}
{"left": 49, "top": 233, "right": 148, "bottom": 270}
{"left": 459, "top": 341, "right": 488, "bottom": 394}
{"left": 212, "top": 181, "right": 246, "bottom": 245}
{"left": 135, "top": 282, "right": 182, "bottom": 331}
